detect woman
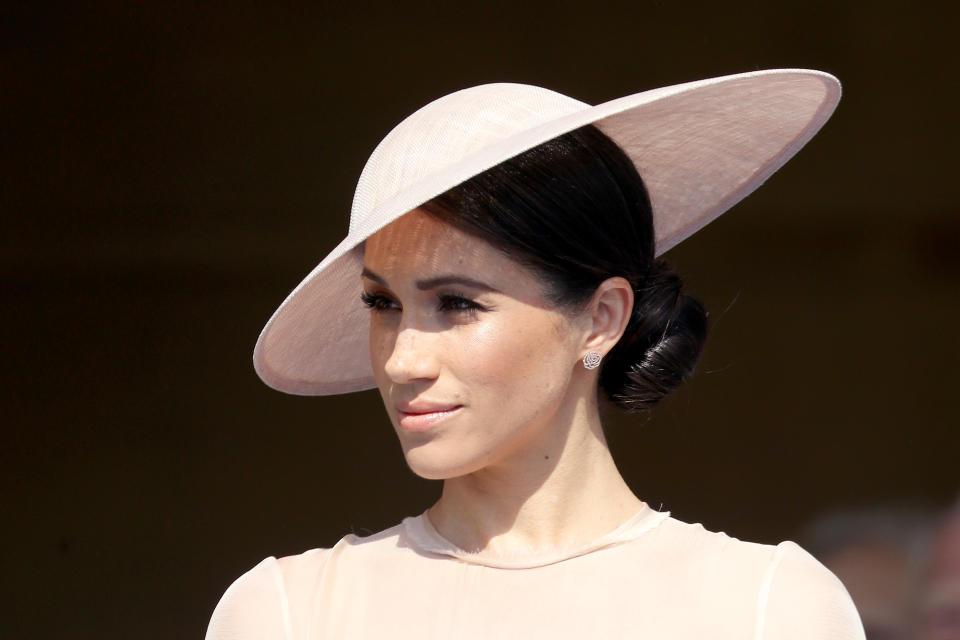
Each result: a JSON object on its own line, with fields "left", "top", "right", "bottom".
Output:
{"left": 207, "top": 70, "right": 864, "bottom": 639}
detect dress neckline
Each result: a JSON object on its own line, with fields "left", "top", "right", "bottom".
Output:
{"left": 400, "top": 502, "right": 670, "bottom": 569}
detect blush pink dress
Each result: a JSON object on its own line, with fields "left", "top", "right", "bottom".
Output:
{"left": 206, "top": 503, "right": 865, "bottom": 639}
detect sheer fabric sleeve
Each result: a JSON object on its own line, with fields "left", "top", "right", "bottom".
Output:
{"left": 757, "top": 541, "right": 865, "bottom": 640}
{"left": 205, "top": 557, "right": 292, "bottom": 640}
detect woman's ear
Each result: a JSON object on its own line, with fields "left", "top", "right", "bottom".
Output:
{"left": 582, "top": 276, "right": 633, "bottom": 357}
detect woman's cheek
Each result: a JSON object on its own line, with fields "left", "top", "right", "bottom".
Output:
{"left": 459, "top": 316, "right": 532, "bottom": 385}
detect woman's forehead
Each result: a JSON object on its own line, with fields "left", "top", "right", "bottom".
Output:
{"left": 365, "top": 210, "right": 508, "bottom": 276}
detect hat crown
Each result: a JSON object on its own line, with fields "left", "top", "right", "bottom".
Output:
{"left": 349, "top": 83, "right": 588, "bottom": 236}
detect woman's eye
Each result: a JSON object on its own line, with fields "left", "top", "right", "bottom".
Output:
{"left": 437, "top": 294, "right": 483, "bottom": 313}
{"left": 361, "top": 291, "right": 483, "bottom": 315}
{"left": 360, "top": 291, "right": 398, "bottom": 312}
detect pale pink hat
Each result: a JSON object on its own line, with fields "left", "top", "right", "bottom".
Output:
{"left": 254, "top": 69, "right": 841, "bottom": 395}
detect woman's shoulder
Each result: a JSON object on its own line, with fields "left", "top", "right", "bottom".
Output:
{"left": 205, "top": 521, "right": 408, "bottom": 640}
{"left": 755, "top": 539, "right": 865, "bottom": 639}
{"left": 653, "top": 513, "right": 820, "bottom": 567}
{"left": 653, "top": 515, "right": 864, "bottom": 639}
{"left": 655, "top": 514, "right": 852, "bottom": 593}
{"left": 205, "top": 555, "right": 290, "bottom": 640}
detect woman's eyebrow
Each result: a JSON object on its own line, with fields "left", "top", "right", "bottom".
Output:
{"left": 360, "top": 267, "right": 387, "bottom": 286}
{"left": 415, "top": 275, "right": 500, "bottom": 293}
{"left": 361, "top": 267, "right": 499, "bottom": 293}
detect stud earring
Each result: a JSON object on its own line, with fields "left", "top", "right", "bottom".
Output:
{"left": 582, "top": 350, "right": 602, "bottom": 370}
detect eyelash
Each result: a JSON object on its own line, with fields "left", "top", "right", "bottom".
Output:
{"left": 359, "top": 291, "right": 396, "bottom": 312}
{"left": 438, "top": 292, "right": 484, "bottom": 313}
{"left": 360, "top": 291, "right": 485, "bottom": 314}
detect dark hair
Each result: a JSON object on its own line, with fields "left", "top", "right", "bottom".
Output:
{"left": 421, "top": 124, "right": 707, "bottom": 412}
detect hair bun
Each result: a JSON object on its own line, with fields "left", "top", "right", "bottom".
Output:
{"left": 599, "top": 261, "right": 708, "bottom": 412}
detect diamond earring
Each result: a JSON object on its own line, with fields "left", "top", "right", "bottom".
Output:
{"left": 582, "top": 350, "right": 602, "bottom": 370}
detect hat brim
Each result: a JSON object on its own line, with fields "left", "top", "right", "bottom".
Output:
{"left": 254, "top": 69, "right": 841, "bottom": 395}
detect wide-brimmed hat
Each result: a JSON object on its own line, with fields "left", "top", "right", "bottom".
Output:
{"left": 254, "top": 68, "right": 841, "bottom": 395}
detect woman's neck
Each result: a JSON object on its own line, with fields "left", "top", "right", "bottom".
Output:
{"left": 426, "top": 396, "right": 644, "bottom": 556}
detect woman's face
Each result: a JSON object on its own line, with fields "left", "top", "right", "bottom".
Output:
{"left": 362, "top": 209, "right": 589, "bottom": 480}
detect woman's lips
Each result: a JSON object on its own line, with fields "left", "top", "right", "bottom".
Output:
{"left": 396, "top": 406, "right": 463, "bottom": 432}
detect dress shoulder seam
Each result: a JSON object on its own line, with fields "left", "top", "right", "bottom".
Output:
{"left": 265, "top": 556, "right": 295, "bottom": 640}
{"left": 753, "top": 541, "right": 789, "bottom": 640}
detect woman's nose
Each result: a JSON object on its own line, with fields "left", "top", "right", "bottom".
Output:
{"left": 383, "top": 328, "right": 440, "bottom": 384}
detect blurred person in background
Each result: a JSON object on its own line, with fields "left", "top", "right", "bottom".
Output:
{"left": 914, "top": 500, "right": 960, "bottom": 640}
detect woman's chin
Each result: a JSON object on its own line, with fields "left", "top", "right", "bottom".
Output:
{"left": 402, "top": 447, "right": 479, "bottom": 481}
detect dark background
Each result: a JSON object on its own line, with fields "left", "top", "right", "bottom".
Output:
{"left": 2, "top": 1, "right": 956, "bottom": 638}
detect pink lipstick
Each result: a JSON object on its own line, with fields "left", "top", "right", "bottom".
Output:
{"left": 396, "top": 405, "right": 462, "bottom": 432}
